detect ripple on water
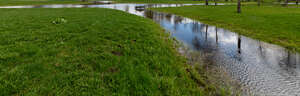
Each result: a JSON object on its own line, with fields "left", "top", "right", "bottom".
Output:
{"left": 1, "top": 3, "right": 299, "bottom": 95}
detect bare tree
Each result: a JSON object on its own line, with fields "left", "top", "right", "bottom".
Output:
{"left": 283, "top": 0, "right": 289, "bottom": 6}
{"left": 206, "top": 0, "right": 209, "bottom": 5}
{"left": 237, "top": 0, "right": 242, "bottom": 13}
{"left": 215, "top": 0, "right": 218, "bottom": 5}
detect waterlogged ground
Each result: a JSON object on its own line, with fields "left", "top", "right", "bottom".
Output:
{"left": 1, "top": 3, "right": 300, "bottom": 95}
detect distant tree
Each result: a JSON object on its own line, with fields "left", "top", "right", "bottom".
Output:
{"left": 258, "top": 0, "right": 261, "bottom": 6}
{"left": 206, "top": 0, "right": 209, "bottom": 5}
{"left": 81, "top": 0, "right": 88, "bottom": 2}
{"left": 296, "top": 0, "right": 299, "bottom": 5}
{"left": 237, "top": 0, "right": 242, "bottom": 13}
{"left": 283, "top": 0, "right": 289, "bottom": 6}
{"left": 215, "top": 0, "right": 218, "bottom": 5}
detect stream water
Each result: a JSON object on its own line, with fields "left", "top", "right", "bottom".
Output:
{"left": 1, "top": 3, "right": 300, "bottom": 95}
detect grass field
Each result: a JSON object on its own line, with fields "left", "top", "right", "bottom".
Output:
{"left": 0, "top": 0, "right": 87, "bottom": 6}
{"left": 0, "top": 8, "right": 232, "bottom": 95}
{"left": 0, "top": 0, "right": 205, "bottom": 5}
{"left": 152, "top": 5, "right": 300, "bottom": 52}
{"left": 0, "top": 0, "right": 282, "bottom": 6}
{"left": 116, "top": 0, "right": 205, "bottom": 4}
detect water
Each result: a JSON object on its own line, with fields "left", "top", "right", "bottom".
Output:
{"left": 1, "top": 3, "right": 300, "bottom": 95}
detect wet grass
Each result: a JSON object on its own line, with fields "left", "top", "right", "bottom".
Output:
{"left": 115, "top": 0, "right": 274, "bottom": 4}
{"left": 0, "top": 0, "right": 87, "bottom": 6}
{"left": 0, "top": 8, "right": 231, "bottom": 95}
{"left": 116, "top": 0, "right": 205, "bottom": 4}
{"left": 152, "top": 5, "right": 300, "bottom": 52}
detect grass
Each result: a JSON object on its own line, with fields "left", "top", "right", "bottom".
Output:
{"left": 116, "top": 0, "right": 205, "bottom": 4}
{"left": 114, "top": 0, "right": 278, "bottom": 4}
{"left": 0, "top": 8, "right": 232, "bottom": 95}
{"left": 0, "top": 0, "right": 281, "bottom": 6}
{"left": 151, "top": 5, "right": 300, "bottom": 52}
{"left": 0, "top": 0, "right": 88, "bottom": 6}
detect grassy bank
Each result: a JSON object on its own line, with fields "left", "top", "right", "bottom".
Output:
{"left": 0, "top": 8, "right": 230, "bottom": 95}
{"left": 116, "top": 0, "right": 205, "bottom": 4}
{"left": 0, "top": 0, "right": 87, "bottom": 6}
{"left": 152, "top": 5, "right": 300, "bottom": 52}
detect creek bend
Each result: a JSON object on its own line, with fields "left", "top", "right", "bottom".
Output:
{"left": 1, "top": 3, "right": 300, "bottom": 95}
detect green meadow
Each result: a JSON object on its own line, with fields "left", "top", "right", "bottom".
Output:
{"left": 152, "top": 5, "right": 300, "bottom": 52}
{"left": 0, "top": 0, "right": 89, "bottom": 6}
{"left": 0, "top": 8, "right": 231, "bottom": 95}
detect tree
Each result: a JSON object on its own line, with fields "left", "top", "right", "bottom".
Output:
{"left": 296, "top": 0, "right": 299, "bottom": 5}
{"left": 237, "top": 0, "right": 241, "bottom": 13}
{"left": 206, "top": 0, "right": 209, "bottom": 5}
{"left": 215, "top": 0, "right": 218, "bottom": 5}
{"left": 283, "top": 0, "right": 289, "bottom": 6}
{"left": 258, "top": 0, "right": 261, "bottom": 6}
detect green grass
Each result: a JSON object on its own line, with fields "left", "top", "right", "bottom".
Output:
{"left": 115, "top": 0, "right": 278, "bottom": 4}
{"left": 116, "top": 0, "right": 205, "bottom": 4}
{"left": 152, "top": 5, "right": 300, "bottom": 52}
{"left": 0, "top": 8, "right": 231, "bottom": 95}
{"left": 0, "top": 0, "right": 87, "bottom": 6}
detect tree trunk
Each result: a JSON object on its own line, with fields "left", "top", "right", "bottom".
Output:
{"left": 215, "top": 0, "right": 217, "bottom": 5}
{"left": 237, "top": 0, "right": 241, "bottom": 13}
{"left": 206, "top": 0, "right": 209, "bottom": 5}
{"left": 284, "top": 0, "right": 288, "bottom": 6}
{"left": 258, "top": 0, "right": 261, "bottom": 6}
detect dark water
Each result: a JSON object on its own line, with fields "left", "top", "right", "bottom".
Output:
{"left": 1, "top": 3, "right": 300, "bottom": 95}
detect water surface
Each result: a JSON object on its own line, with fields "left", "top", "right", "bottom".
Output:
{"left": 1, "top": 3, "right": 300, "bottom": 95}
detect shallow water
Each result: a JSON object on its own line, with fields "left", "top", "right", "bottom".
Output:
{"left": 1, "top": 3, "right": 300, "bottom": 95}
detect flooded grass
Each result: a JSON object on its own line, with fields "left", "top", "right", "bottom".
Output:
{"left": 0, "top": 8, "right": 231, "bottom": 95}
{"left": 151, "top": 5, "right": 300, "bottom": 52}
{"left": 179, "top": 46, "right": 249, "bottom": 96}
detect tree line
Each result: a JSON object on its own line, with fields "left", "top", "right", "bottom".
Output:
{"left": 203, "top": 0, "right": 299, "bottom": 13}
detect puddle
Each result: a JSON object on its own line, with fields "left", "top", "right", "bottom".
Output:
{"left": 1, "top": 3, "right": 300, "bottom": 95}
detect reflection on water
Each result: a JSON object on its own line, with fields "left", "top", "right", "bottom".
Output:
{"left": 1, "top": 3, "right": 300, "bottom": 95}
{"left": 146, "top": 10, "right": 300, "bottom": 95}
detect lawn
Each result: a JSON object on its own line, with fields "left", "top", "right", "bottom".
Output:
{"left": 0, "top": 0, "right": 87, "bottom": 6}
{"left": 0, "top": 8, "right": 232, "bottom": 95}
{"left": 151, "top": 5, "right": 300, "bottom": 52}
{"left": 116, "top": 0, "right": 205, "bottom": 4}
